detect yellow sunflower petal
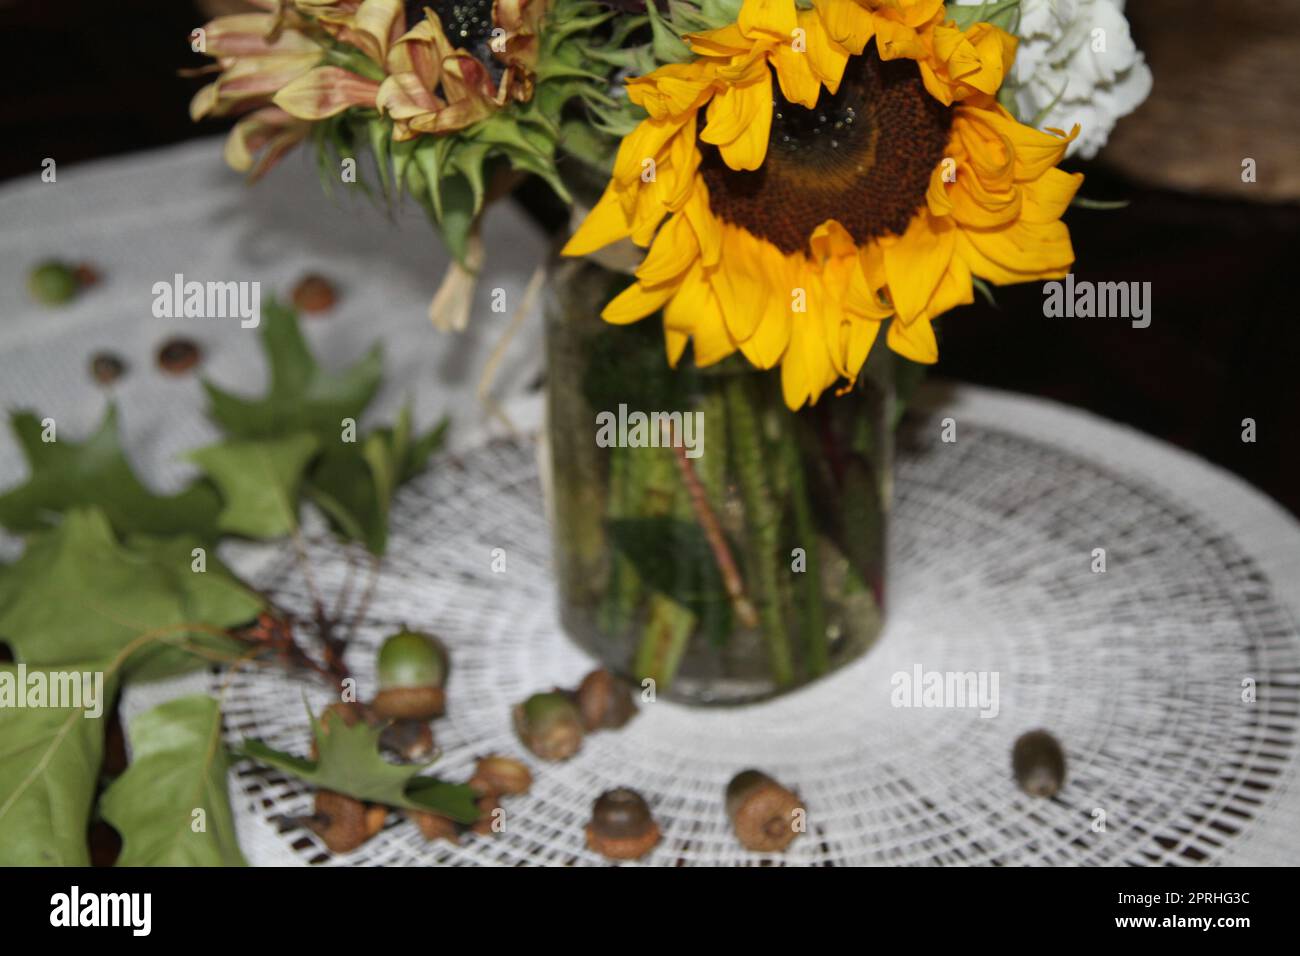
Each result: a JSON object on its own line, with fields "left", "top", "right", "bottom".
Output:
{"left": 1021, "top": 168, "right": 1085, "bottom": 224}
{"left": 636, "top": 212, "right": 699, "bottom": 286}
{"left": 602, "top": 278, "right": 678, "bottom": 325}
{"left": 700, "top": 71, "right": 774, "bottom": 171}
{"left": 800, "top": 8, "right": 850, "bottom": 94}
{"left": 561, "top": 182, "right": 632, "bottom": 256}
{"left": 738, "top": 0, "right": 798, "bottom": 42}
{"left": 881, "top": 213, "right": 956, "bottom": 325}
{"left": 886, "top": 315, "right": 938, "bottom": 364}
{"left": 812, "top": 0, "right": 873, "bottom": 55}
{"left": 956, "top": 218, "right": 1075, "bottom": 285}
{"left": 773, "top": 38, "right": 822, "bottom": 109}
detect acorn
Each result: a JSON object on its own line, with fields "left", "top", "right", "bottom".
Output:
{"left": 471, "top": 794, "right": 503, "bottom": 836}
{"left": 311, "top": 790, "right": 386, "bottom": 853}
{"left": 575, "top": 668, "right": 638, "bottom": 732}
{"left": 28, "top": 260, "right": 79, "bottom": 305}
{"left": 372, "top": 630, "right": 449, "bottom": 720}
{"left": 585, "top": 788, "right": 660, "bottom": 861}
{"left": 513, "top": 691, "right": 584, "bottom": 761}
{"left": 292, "top": 273, "right": 337, "bottom": 313}
{"left": 406, "top": 809, "right": 459, "bottom": 844}
{"left": 157, "top": 337, "right": 201, "bottom": 375}
{"left": 1012, "top": 729, "right": 1067, "bottom": 798}
{"left": 379, "top": 719, "right": 436, "bottom": 763}
{"left": 90, "top": 352, "right": 127, "bottom": 386}
{"left": 725, "top": 770, "right": 804, "bottom": 853}
{"left": 469, "top": 755, "right": 532, "bottom": 796}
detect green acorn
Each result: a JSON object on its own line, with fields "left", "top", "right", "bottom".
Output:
{"left": 28, "top": 260, "right": 79, "bottom": 305}
{"left": 372, "top": 630, "right": 449, "bottom": 721}
{"left": 513, "top": 691, "right": 584, "bottom": 761}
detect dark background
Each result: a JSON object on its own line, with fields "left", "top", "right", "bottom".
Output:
{"left": 1, "top": 0, "right": 1296, "bottom": 515}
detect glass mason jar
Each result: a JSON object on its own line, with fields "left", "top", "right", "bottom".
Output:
{"left": 545, "top": 256, "right": 891, "bottom": 704}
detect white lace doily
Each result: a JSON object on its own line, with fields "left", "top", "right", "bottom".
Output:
{"left": 208, "top": 387, "right": 1300, "bottom": 867}
{"left": 4, "top": 142, "right": 1297, "bottom": 867}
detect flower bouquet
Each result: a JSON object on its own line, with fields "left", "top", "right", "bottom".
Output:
{"left": 191, "top": 0, "right": 1150, "bottom": 702}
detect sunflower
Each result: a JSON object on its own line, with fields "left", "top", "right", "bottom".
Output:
{"left": 190, "top": 0, "right": 551, "bottom": 179}
{"left": 563, "top": 0, "right": 1083, "bottom": 409}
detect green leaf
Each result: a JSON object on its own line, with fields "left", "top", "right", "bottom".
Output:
{"left": 945, "top": 0, "right": 1021, "bottom": 33}
{"left": 0, "top": 663, "right": 119, "bottom": 865}
{"left": 188, "top": 433, "right": 320, "bottom": 539}
{"left": 647, "top": 0, "right": 693, "bottom": 63}
{"left": 307, "top": 410, "right": 447, "bottom": 554}
{"left": 607, "top": 515, "right": 733, "bottom": 644}
{"left": 202, "top": 301, "right": 382, "bottom": 442}
{"left": 0, "top": 405, "right": 221, "bottom": 539}
{"left": 1071, "top": 196, "right": 1131, "bottom": 211}
{"left": 100, "top": 695, "right": 247, "bottom": 866}
{"left": 0, "top": 509, "right": 260, "bottom": 680}
{"left": 240, "top": 705, "right": 479, "bottom": 823}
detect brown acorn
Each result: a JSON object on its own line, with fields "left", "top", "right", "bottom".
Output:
{"left": 575, "top": 669, "right": 638, "bottom": 732}
{"left": 292, "top": 273, "right": 337, "bottom": 313}
{"left": 311, "top": 790, "right": 386, "bottom": 853}
{"left": 406, "top": 809, "right": 459, "bottom": 844}
{"left": 1012, "top": 729, "right": 1067, "bottom": 798}
{"left": 586, "top": 788, "right": 660, "bottom": 861}
{"left": 725, "top": 770, "right": 804, "bottom": 853}
{"left": 157, "top": 337, "right": 201, "bottom": 375}
{"left": 372, "top": 630, "right": 449, "bottom": 720}
{"left": 90, "top": 352, "right": 127, "bottom": 386}
{"left": 471, "top": 794, "right": 503, "bottom": 836}
{"left": 468, "top": 755, "right": 532, "bottom": 796}
{"left": 513, "top": 691, "right": 584, "bottom": 761}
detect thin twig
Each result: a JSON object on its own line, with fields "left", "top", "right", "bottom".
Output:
{"left": 346, "top": 552, "right": 383, "bottom": 642}
{"left": 476, "top": 263, "right": 546, "bottom": 437}
{"left": 662, "top": 421, "right": 760, "bottom": 630}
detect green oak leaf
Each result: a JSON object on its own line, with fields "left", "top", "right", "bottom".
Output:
{"left": 240, "top": 705, "right": 479, "bottom": 823}
{"left": 188, "top": 433, "right": 319, "bottom": 539}
{"left": 0, "top": 508, "right": 261, "bottom": 680}
{"left": 0, "top": 663, "right": 119, "bottom": 865}
{"left": 307, "top": 406, "right": 448, "bottom": 554}
{"left": 0, "top": 405, "right": 221, "bottom": 539}
{"left": 202, "top": 300, "right": 382, "bottom": 441}
{"left": 100, "top": 695, "right": 248, "bottom": 866}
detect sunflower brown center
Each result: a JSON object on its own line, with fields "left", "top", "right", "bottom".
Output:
{"left": 408, "top": 1, "right": 503, "bottom": 77}
{"left": 699, "top": 41, "right": 953, "bottom": 255}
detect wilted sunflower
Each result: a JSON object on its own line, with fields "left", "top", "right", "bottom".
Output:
{"left": 563, "top": 0, "right": 1083, "bottom": 409}
{"left": 191, "top": 0, "right": 549, "bottom": 180}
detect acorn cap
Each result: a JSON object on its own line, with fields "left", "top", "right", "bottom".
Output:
{"left": 373, "top": 685, "right": 445, "bottom": 721}
{"left": 469, "top": 754, "right": 533, "bottom": 796}
{"left": 586, "top": 788, "right": 660, "bottom": 860}
{"left": 513, "top": 692, "right": 584, "bottom": 761}
{"left": 575, "top": 669, "right": 638, "bottom": 732}
{"left": 1012, "top": 729, "right": 1067, "bottom": 798}
{"left": 725, "top": 770, "right": 804, "bottom": 853}
{"left": 376, "top": 630, "right": 449, "bottom": 691}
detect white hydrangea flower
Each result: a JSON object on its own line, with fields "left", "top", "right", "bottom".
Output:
{"left": 955, "top": 0, "right": 1153, "bottom": 159}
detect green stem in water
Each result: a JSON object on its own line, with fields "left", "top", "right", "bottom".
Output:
{"left": 783, "top": 421, "right": 829, "bottom": 677}
{"left": 634, "top": 590, "right": 697, "bottom": 691}
{"left": 724, "top": 375, "right": 794, "bottom": 688}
